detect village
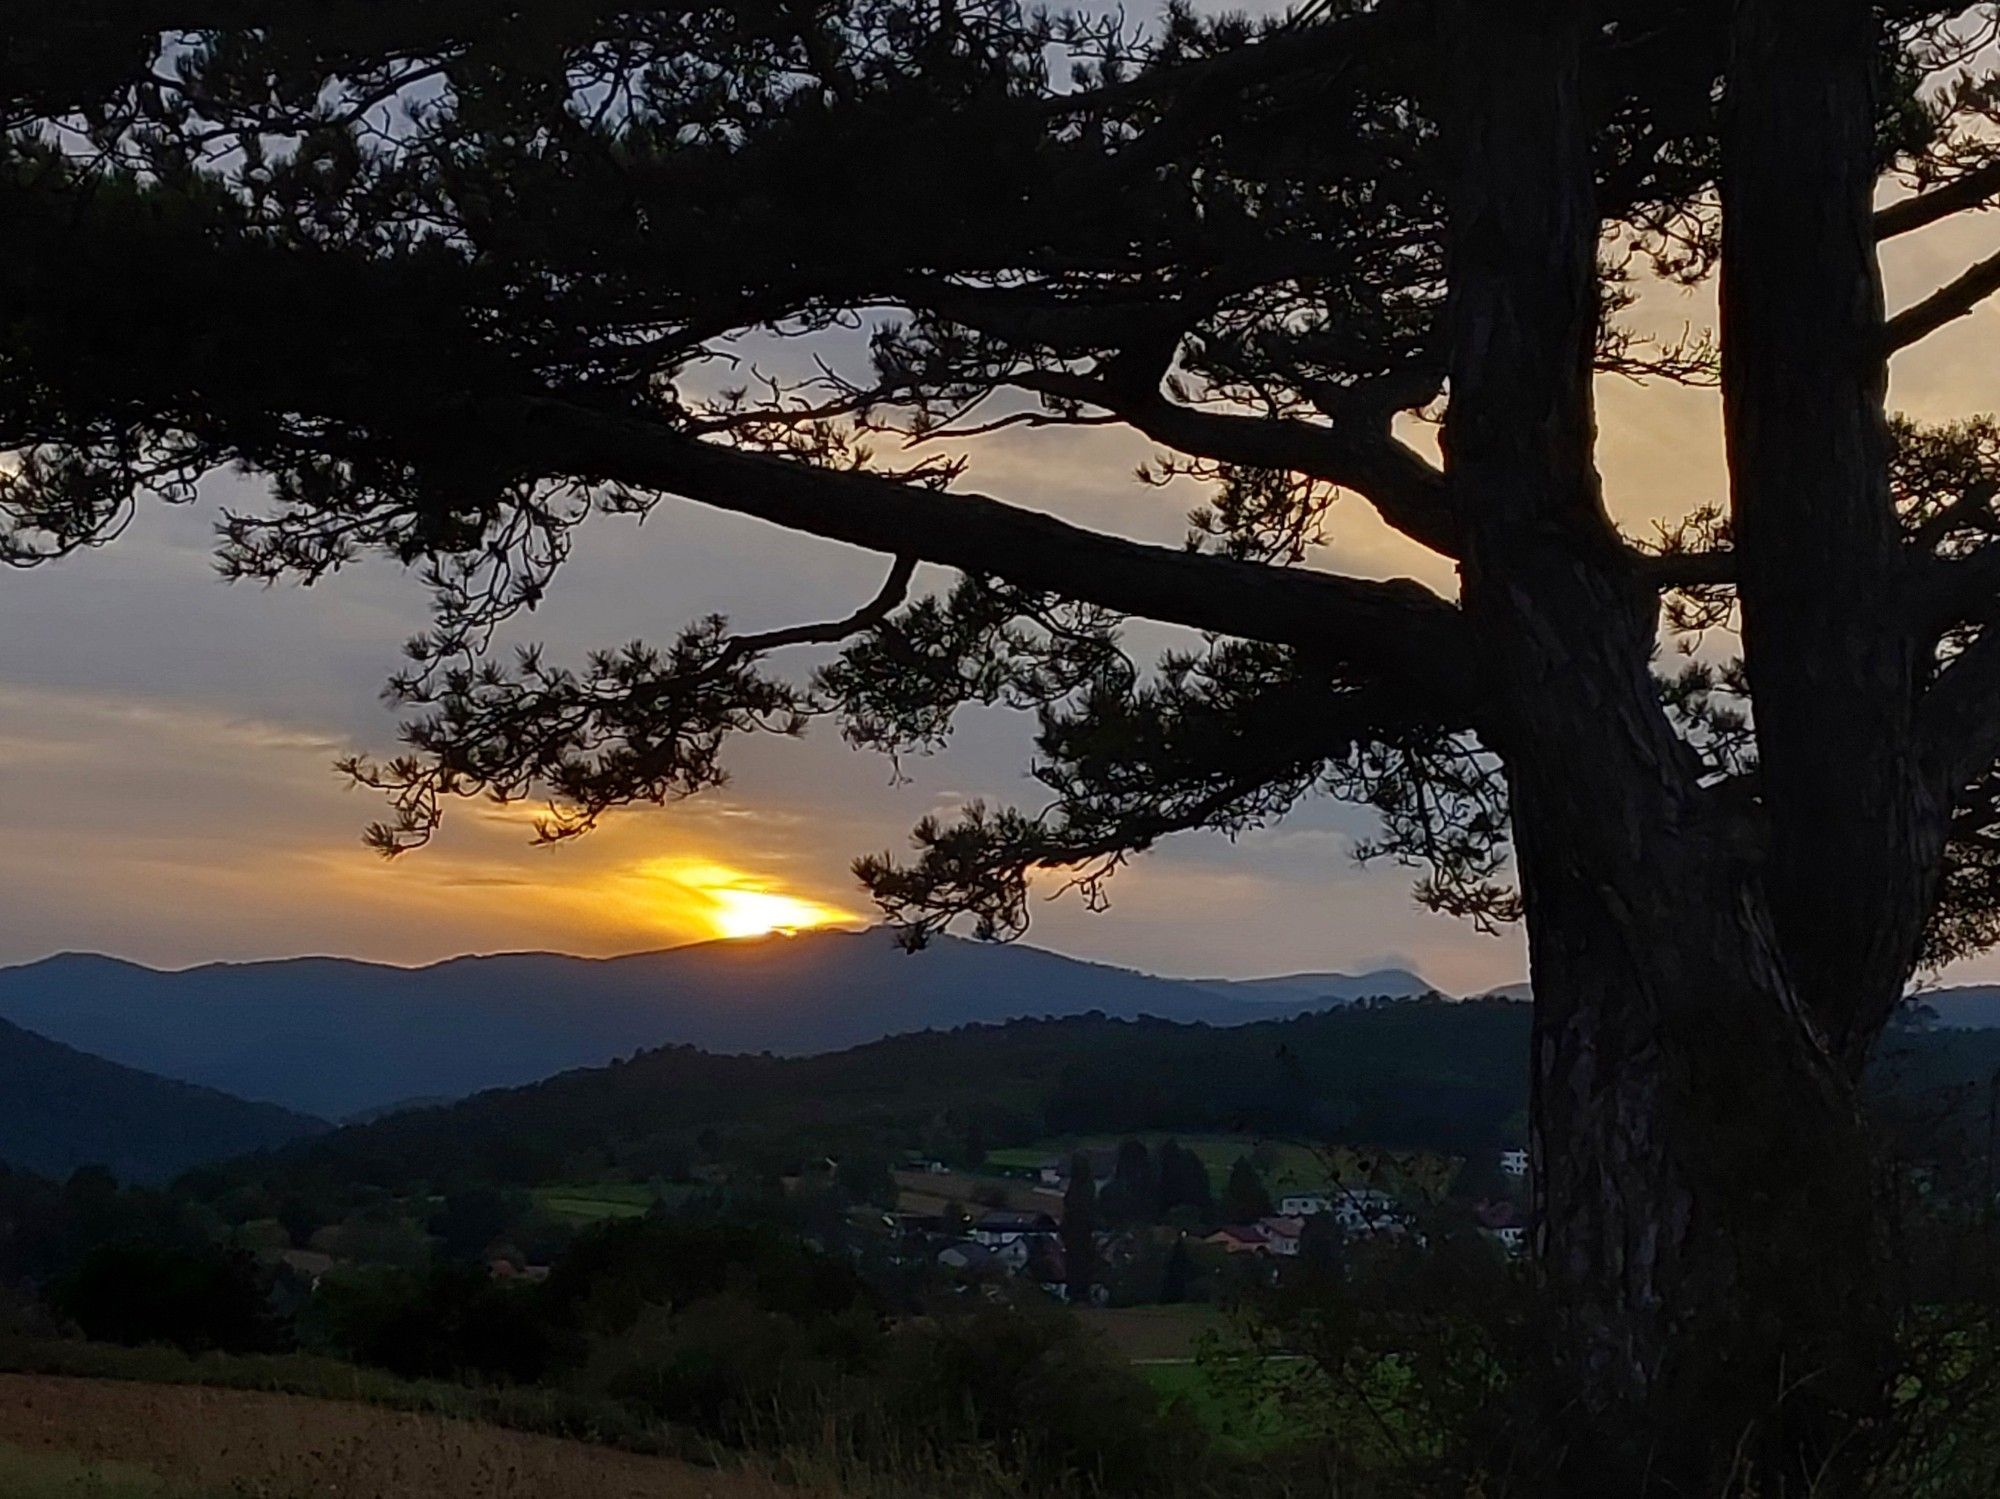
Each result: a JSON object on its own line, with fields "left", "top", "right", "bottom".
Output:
{"left": 875, "top": 1140, "right": 1533, "bottom": 1305}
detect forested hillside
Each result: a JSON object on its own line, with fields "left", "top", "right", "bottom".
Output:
{"left": 0, "top": 1017, "right": 324, "bottom": 1184}
{"left": 215, "top": 1000, "right": 1533, "bottom": 1204}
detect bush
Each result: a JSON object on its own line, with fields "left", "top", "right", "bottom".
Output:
{"left": 51, "top": 1243, "right": 280, "bottom": 1353}
{"left": 302, "top": 1263, "right": 551, "bottom": 1383}
{"left": 880, "top": 1303, "right": 1209, "bottom": 1495}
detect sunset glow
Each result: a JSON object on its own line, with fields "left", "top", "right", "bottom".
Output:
{"left": 627, "top": 858, "right": 862, "bottom": 940}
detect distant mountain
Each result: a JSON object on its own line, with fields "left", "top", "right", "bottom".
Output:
{"left": 0, "top": 1015, "right": 324, "bottom": 1184}
{"left": 1204, "top": 967, "right": 1437, "bottom": 1007}
{"left": 0, "top": 931, "right": 1438, "bottom": 1119}
{"left": 1913, "top": 985, "right": 2000, "bottom": 1030}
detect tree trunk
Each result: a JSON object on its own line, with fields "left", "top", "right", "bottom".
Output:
{"left": 1517, "top": 796, "right": 1894, "bottom": 1493}
{"left": 1440, "top": 5, "right": 1901, "bottom": 1490}
{"left": 1723, "top": 0, "right": 1943, "bottom": 1058}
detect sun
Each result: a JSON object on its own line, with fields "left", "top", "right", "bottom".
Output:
{"left": 703, "top": 886, "right": 852, "bottom": 939}
{"left": 623, "top": 858, "right": 862, "bottom": 941}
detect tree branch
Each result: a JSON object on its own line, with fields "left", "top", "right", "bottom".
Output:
{"left": 1875, "top": 160, "right": 2000, "bottom": 241}
{"left": 721, "top": 554, "right": 917, "bottom": 664}
{"left": 459, "top": 395, "right": 1470, "bottom": 699}
{"left": 1014, "top": 370, "right": 1459, "bottom": 558}
{"left": 1885, "top": 246, "right": 2000, "bottom": 352}
{"left": 1634, "top": 547, "right": 1737, "bottom": 589}
{"left": 1910, "top": 540, "right": 2000, "bottom": 639}
{"left": 1921, "top": 626, "right": 2000, "bottom": 801}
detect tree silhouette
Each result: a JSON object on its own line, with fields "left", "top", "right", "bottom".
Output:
{"left": 1097, "top": 1138, "right": 1158, "bottom": 1226}
{"left": 11, "top": 1, "right": 2000, "bottom": 1487}
{"left": 1221, "top": 1157, "right": 1273, "bottom": 1226}
{"left": 1060, "top": 1150, "right": 1098, "bottom": 1304}
{"left": 1154, "top": 1138, "right": 1215, "bottom": 1218}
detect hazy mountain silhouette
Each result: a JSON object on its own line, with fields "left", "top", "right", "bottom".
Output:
{"left": 1915, "top": 985, "right": 2000, "bottom": 1029}
{"left": 0, "top": 931, "right": 1438, "bottom": 1118}
{"left": 0, "top": 1014, "right": 325, "bottom": 1184}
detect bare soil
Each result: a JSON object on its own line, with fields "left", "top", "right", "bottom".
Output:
{"left": 0, "top": 1373, "right": 820, "bottom": 1499}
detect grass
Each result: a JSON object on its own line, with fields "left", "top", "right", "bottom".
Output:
{"left": 532, "top": 1183, "right": 654, "bottom": 1222}
{"left": 1142, "top": 1362, "right": 1318, "bottom": 1459}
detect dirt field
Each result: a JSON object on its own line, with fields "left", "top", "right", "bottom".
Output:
{"left": 1073, "top": 1305, "right": 1235, "bottom": 1362}
{"left": 0, "top": 1374, "right": 823, "bottom": 1499}
{"left": 890, "top": 1168, "right": 1054, "bottom": 1217}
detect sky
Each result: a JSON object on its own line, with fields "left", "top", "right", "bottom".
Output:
{"left": 7, "top": 122, "right": 2000, "bottom": 991}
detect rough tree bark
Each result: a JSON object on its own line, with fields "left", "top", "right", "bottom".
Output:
{"left": 1445, "top": 4, "right": 1904, "bottom": 1490}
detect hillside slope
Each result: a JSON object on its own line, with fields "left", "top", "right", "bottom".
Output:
{"left": 0, "top": 931, "right": 1439, "bottom": 1117}
{"left": 0, "top": 1016, "right": 324, "bottom": 1184}
{"left": 229, "top": 999, "right": 1537, "bottom": 1200}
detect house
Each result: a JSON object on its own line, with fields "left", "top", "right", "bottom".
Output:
{"left": 1475, "top": 1199, "right": 1529, "bottom": 1257}
{"left": 1331, "top": 1188, "right": 1405, "bottom": 1235}
{"left": 1499, "top": 1148, "right": 1531, "bottom": 1179}
{"left": 1037, "top": 1147, "right": 1119, "bottom": 1188}
{"left": 1282, "top": 1189, "right": 1405, "bottom": 1232}
{"left": 969, "top": 1210, "right": 1058, "bottom": 1247}
{"left": 1257, "top": 1216, "right": 1306, "bottom": 1257}
{"left": 486, "top": 1257, "right": 550, "bottom": 1283}
{"left": 1205, "top": 1224, "right": 1271, "bottom": 1255}
{"left": 937, "top": 1240, "right": 1002, "bottom": 1275}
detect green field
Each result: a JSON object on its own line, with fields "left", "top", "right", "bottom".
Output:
{"left": 986, "top": 1134, "right": 1457, "bottom": 1199}
{"left": 1141, "top": 1361, "right": 1319, "bottom": 1457}
{"left": 531, "top": 1182, "right": 681, "bottom": 1223}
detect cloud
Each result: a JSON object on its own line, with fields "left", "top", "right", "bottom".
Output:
{"left": 12, "top": 209, "right": 2000, "bottom": 988}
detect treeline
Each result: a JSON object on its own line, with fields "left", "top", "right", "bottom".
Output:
{"left": 199, "top": 1000, "right": 1535, "bottom": 1212}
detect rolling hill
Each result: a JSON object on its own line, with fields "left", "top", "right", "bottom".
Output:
{"left": 0, "top": 1015, "right": 325, "bottom": 1184}
{"left": 0, "top": 930, "right": 1442, "bottom": 1119}
{"left": 216, "top": 998, "right": 1541, "bottom": 1203}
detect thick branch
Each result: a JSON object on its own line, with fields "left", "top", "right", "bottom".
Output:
{"left": 462, "top": 395, "right": 1469, "bottom": 697}
{"left": 1885, "top": 246, "right": 2000, "bottom": 352}
{"left": 1015, "top": 371, "right": 1459, "bottom": 558}
{"left": 1635, "top": 547, "right": 1737, "bottom": 589}
{"left": 1911, "top": 541, "right": 2000, "bottom": 636}
{"left": 1922, "top": 627, "right": 2000, "bottom": 801}
{"left": 1875, "top": 160, "right": 2000, "bottom": 241}
{"left": 722, "top": 555, "right": 917, "bottom": 664}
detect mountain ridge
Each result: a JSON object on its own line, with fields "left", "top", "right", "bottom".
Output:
{"left": 0, "top": 929, "right": 1449, "bottom": 1119}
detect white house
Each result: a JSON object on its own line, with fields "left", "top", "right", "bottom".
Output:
{"left": 1279, "top": 1189, "right": 1405, "bottom": 1235}
{"left": 969, "top": 1210, "right": 1058, "bottom": 1248}
{"left": 1330, "top": 1188, "right": 1404, "bottom": 1234}
{"left": 1258, "top": 1216, "right": 1306, "bottom": 1256}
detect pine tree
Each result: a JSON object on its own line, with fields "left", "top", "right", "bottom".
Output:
{"left": 1221, "top": 1158, "right": 1274, "bottom": 1226}
{"left": 16, "top": 3, "right": 2000, "bottom": 1484}
{"left": 1059, "top": 1151, "right": 1098, "bottom": 1303}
